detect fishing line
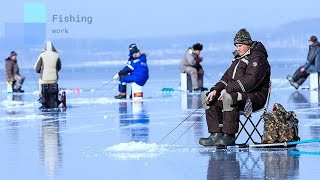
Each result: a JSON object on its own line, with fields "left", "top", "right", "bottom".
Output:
{"left": 159, "top": 100, "right": 208, "bottom": 143}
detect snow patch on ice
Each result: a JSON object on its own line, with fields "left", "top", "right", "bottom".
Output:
{"left": 68, "top": 98, "right": 116, "bottom": 105}
{"left": 1, "top": 100, "right": 35, "bottom": 108}
{"left": 105, "top": 141, "right": 189, "bottom": 160}
{"left": 0, "top": 114, "right": 48, "bottom": 121}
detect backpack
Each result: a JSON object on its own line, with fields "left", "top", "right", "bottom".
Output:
{"left": 261, "top": 103, "right": 300, "bottom": 144}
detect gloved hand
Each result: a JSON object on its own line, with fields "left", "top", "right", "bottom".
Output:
{"left": 197, "top": 56, "right": 203, "bottom": 62}
{"left": 113, "top": 73, "right": 120, "bottom": 80}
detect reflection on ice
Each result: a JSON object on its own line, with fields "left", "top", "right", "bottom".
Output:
{"left": 205, "top": 149, "right": 301, "bottom": 180}
{"left": 39, "top": 112, "right": 66, "bottom": 177}
{"left": 1, "top": 96, "right": 35, "bottom": 109}
{"left": 119, "top": 101, "right": 150, "bottom": 142}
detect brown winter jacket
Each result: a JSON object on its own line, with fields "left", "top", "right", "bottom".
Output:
{"left": 5, "top": 58, "right": 20, "bottom": 82}
{"left": 211, "top": 41, "right": 271, "bottom": 110}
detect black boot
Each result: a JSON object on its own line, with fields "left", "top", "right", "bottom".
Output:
{"left": 13, "top": 89, "right": 24, "bottom": 93}
{"left": 287, "top": 75, "right": 300, "bottom": 89}
{"left": 193, "top": 87, "right": 202, "bottom": 92}
{"left": 201, "top": 87, "right": 208, "bottom": 91}
{"left": 199, "top": 133, "right": 223, "bottom": 146}
{"left": 114, "top": 94, "right": 126, "bottom": 99}
{"left": 115, "top": 83, "right": 127, "bottom": 99}
{"left": 215, "top": 133, "right": 236, "bottom": 146}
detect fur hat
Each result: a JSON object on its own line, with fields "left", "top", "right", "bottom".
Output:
{"left": 192, "top": 43, "right": 203, "bottom": 51}
{"left": 234, "top": 28, "right": 252, "bottom": 45}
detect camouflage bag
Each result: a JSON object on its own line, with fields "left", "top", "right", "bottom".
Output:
{"left": 262, "top": 103, "right": 300, "bottom": 144}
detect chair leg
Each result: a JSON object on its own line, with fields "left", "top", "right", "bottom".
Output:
{"left": 235, "top": 116, "right": 250, "bottom": 141}
{"left": 246, "top": 116, "right": 264, "bottom": 144}
{"left": 244, "top": 118, "right": 257, "bottom": 144}
{"left": 237, "top": 113, "right": 265, "bottom": 144}
{"left": 240, "top": 116, "right": 261, "bottom": 144}
{"left": 236, "top": 116, "right": 256, "bottom": 144}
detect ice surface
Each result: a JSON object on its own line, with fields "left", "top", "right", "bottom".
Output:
{"left": 0, "top": 64, "right": 320, "bottom": 180}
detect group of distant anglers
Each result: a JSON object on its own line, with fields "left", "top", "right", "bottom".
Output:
{"left": 5, "top": 42, "right": 65, "bottom": 110}
{"left": 5, "top": 29, "right": 320, "bottom": 147}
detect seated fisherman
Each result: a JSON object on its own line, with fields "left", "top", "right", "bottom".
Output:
{"left": 180, "top": 43, "right": 208, "bottom": 92}
{"left": 113, "top": 44, "right": 149, "bottom": 99}
{"left": 5, "top": 51, "right": 25, "bottom": 93}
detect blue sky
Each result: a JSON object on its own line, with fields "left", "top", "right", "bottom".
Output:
{"left": 1, "top": 0, "right": 320, "bottom": 39}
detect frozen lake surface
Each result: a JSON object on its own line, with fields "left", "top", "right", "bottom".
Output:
{"left": 0, "top": 64, "right": 320, "bottom": 180}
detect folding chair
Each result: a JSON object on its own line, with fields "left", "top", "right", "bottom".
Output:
{"left": 235, "top": 82, "right": 272, "bottom": 144}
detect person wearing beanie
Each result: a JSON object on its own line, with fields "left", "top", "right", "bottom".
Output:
{"left": 199, "top": 28, "right": 271, "bottom": 146}
{"left": 180, "top": 43, "right": 208, "bottom": 92}
{"left": 5, "top": 51, "right": 25, "bottom": 93}
{"left": 287, "top": 35, "right": 320, "bottom": 89}
{"left": 113, "top": 44, "right": 149, "bottom": 99}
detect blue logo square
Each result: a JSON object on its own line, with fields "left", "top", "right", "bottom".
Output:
{"left": 24, "top": 2, "right": 46, "bottom": 23}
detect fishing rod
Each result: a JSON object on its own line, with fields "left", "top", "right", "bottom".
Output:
{"left": 84, "top": 79, "right": 115, "bottom": 92}
{"left": 172, "top": 112, "right": 205, "bottom": 145}
{"left": 216, "top": 138, "right": 320, "bottom": 149}
{"left": 204, "top": 74, "right": 215, "bottom": 84}
{"left": 98, "top": 79, "right": 114, "bottom": 89}
{"left": 159, "top": 100, "right": 208, "bottom": 143}
{"left": 69, "top": 79, "right": 115, "bottom": 93}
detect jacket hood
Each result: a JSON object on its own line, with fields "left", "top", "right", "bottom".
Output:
{"left": 250, "top": 41, "right": 268, "bottom": 58}
{"left": 129, "top": 52, "right": 147, "bottom": 62}
{"left": 312, "top": 41, "right": 320, "bottom": 47}
{"left": 44, "top": 41, "right": 57, "bottom": 52}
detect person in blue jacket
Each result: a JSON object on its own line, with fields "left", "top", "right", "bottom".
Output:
{"left": 113, "top": 44, "right": 149, "bottom": 99}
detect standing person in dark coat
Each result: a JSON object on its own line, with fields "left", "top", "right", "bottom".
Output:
{"left": 199, "top": 29, "right": 271, "bottom": 146}
{"left": 287, "top": 35, "right": 320, "bottom": 89}
{"left": 5, "top": 51, "right": 25, "bottom": 93}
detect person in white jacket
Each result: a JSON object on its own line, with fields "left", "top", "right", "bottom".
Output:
{"left": 34, "top": 41, "right": 62, "bottom": 94}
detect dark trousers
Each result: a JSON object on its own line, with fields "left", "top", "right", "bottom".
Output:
{"left": 205, "top": 98, "right": 240, "bottom": 135}
{"left": 119, "top": 74, "right": 134, "bottom": 93}
{"left": 292, "top": 66, "right": 309, "bottom": 86}
{"left": 205, "top": 91, "right": 266, "bottom": 135}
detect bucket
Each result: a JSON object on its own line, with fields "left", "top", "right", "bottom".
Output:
{"left": 132, "top": 83, "right": 143, "bottom": 100}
